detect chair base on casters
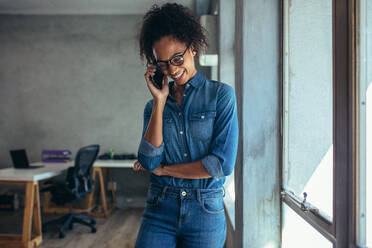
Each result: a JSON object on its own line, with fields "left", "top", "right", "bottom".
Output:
{"left": 43, "top": 213, "right": 97, "bottom": 239}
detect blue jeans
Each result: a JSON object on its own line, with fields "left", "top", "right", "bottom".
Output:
{"left": 135, "top": 184, "right": 226, "bottom": 248}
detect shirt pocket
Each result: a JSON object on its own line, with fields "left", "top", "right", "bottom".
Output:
{"left": 189, "top": 111, "right": 216, "bottom": 141}
{"left": 163, "top": 115, "right": 176, "bottom": 143}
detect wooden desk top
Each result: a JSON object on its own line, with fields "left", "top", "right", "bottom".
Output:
{"left": 0, "top": 159, "right": 136, "bottom": 182}
{"left": 0, "top": 162, "right": 73, "bottom": 182}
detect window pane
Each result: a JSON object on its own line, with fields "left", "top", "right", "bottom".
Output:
{"left": 358, "top": 0, "right": 372, "bottom": 246}
{"left": 283, "top": 0, "right": 333, "bottom": 218}
{"left": 281, "top": 204, "right": 333, "bottom": 248}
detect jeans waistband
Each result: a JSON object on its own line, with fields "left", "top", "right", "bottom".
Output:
{"left": 149, "top": 183, "right": 225, "bottom": 200}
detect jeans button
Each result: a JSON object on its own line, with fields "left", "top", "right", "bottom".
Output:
{"left": 181, "top": 191, "right": 187, "bottom": 196}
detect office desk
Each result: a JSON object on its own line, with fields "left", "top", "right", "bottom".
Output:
{"left": 42, "top": 160, "right": 136, "bottom": 218}
{"left": 0, "top": 163, "right": 71, "bottom": 248}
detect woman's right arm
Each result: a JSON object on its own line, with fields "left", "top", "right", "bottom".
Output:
{"left": 137, "top": 66, "right": 169, "bottom": 170}
{"left": 143, "top": 98, "right": 166, "bottom": 147}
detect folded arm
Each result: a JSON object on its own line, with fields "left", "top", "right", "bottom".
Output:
{"left": 136, "top": 85, "right": 239, "bottom": 180}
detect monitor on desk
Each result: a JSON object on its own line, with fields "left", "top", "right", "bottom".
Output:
{"left": 9, "top": 149, "right": 44, "bottom": 169}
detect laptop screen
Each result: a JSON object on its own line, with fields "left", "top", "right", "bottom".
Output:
{"left": 10, "top": 149, "right": 29, "bottom": 168}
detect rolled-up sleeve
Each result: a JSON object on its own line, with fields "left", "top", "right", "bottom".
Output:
{"left": 137, "top": 100, "right": 164, "bottom": 171}
{"left": 201, "top": 85, "right": 239, "bottom": 178}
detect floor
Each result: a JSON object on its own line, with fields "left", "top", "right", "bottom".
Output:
{"left": 0, "top": 207, "right": 144, "bottom": 248}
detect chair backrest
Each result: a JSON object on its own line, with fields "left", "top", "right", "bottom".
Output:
{"left": 66, "top": 144, "right": 99, "bottom": 198}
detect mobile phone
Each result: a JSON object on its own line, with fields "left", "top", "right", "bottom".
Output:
{"left": 150, "top": 67, "right": 164, "bottom": 89}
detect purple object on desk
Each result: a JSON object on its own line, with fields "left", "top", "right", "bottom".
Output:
{"left": 42, "top": 149, "right": 72, "bottom": 162}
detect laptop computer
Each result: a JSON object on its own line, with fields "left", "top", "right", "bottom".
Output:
{"left": 10, "top": 149, "right": 44, "bottom": 169}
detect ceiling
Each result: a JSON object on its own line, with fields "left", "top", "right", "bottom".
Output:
{"left": 0, "top": 0, "right": 195, "bottom": 15}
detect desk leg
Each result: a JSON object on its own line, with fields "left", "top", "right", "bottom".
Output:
{"left": 32, "top": 183, "right": 42, "bottom": 239}
{"left": 22, "top": 182, "right": 34, "bottom": 247}
{"left": 96, "top": 167, "right": 109, "bottom": 217}
{"left": 21, "top": 181, "right": 42, "bottom": 248}
{"left": 0, "top": 181, "right": 42, "bottom": 248}
{"left": 87, "top": 167, "right": 116, "bottom": 218}
{"left": 84, "top": 167, "right": 110, "bottom": 217}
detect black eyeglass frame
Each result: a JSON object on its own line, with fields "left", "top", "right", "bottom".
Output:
{"left": 154, "top": 45, "right": 190, "bottom": 70}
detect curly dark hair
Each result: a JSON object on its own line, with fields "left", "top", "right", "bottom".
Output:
{"left": 138, "top": 3, "right": 208, "bottom": 64}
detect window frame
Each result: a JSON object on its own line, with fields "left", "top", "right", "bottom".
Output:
{"left": 280, "top": 0, "right": 358, "bottom": 247}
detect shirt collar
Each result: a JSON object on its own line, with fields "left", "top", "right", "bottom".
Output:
{"left": 187, "top": 71, "right": 205, "bottom": 88}
{"left": 168, "top": 71, "right": 205, "bottom": 100}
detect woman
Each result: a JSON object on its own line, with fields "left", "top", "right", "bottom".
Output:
{"left": 133, "top": 3, "right": 238, "bottom": 248}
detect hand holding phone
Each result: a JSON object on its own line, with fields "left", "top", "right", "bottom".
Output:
{"left": 144, "top": 65, "right": 169, "bottom": 101}
{"left": 150, "top": 67, "right": 164, "bottom": 89}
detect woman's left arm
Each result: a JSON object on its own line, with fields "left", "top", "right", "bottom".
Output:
{"left": 200, "top": 85, "right": 239, "bottom": 178}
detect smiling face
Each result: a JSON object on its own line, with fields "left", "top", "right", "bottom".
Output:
{"left": 153, "top": 36, "right": 197, "bottom": 86}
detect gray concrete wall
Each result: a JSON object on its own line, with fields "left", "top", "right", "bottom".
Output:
{"left": 235, "top": 0, "right": 281, "bottom": 247}
{"left": 0, "top": 15, "right": 151, "bottom": 205}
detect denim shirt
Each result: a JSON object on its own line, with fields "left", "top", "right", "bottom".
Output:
{"left": 137, "top": 71, "right": 238, "bottom": 189}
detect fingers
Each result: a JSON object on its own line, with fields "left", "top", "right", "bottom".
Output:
{"left": 133, "top": 160, "right": 146, "bottom": 171}
{"left": 144, "top": 66, "right": 161, "bottom": 93}
{"left": 133, "top": 160, "right": 140, "bottom": 171}
{"left": 144, "top": 65, "right": 157, "bottom": 85}
{"left": 151, "top": 164, "right": 166, "bottom": 176}
{"left": 133, "top": 161, "right": 139, "bottom": 171}
{"left": 161, "top": 76, "right": 169, "bottom": 92}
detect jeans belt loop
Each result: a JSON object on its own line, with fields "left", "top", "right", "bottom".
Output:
{"left": 196, "top": 189, "right": 201, "bottom": 203}
{"left": 222, "top": 186, "right": 226, "bottom": 197}
{"left": 161, "top": 186, "right": 168, "bottom": 199}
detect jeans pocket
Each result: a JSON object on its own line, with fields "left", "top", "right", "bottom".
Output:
{"left": 146, "top": 191, "right": 160, "bottom": 208}
{"left": 200, "top": 197, "right": 224, "bottom": 215}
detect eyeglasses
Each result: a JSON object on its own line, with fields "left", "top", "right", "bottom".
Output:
{"left": 155, "top": 45, "right": 189, "bottom": 71}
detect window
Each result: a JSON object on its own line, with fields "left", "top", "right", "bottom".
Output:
{"left": 233, "top": 0, "right": 356, "bottom": 246}
{"left": 282, "top": 0, "right": 333, "bottom": 219}
{"left": 282, "top": 0, "right": 334, "bottom": 245}
{"left": 281, "top": 0, "right": 354, "bottom": 247}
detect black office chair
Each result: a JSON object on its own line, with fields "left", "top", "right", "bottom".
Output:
{"left": 42, "top": 144, "right": 100, "bottom": 238}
